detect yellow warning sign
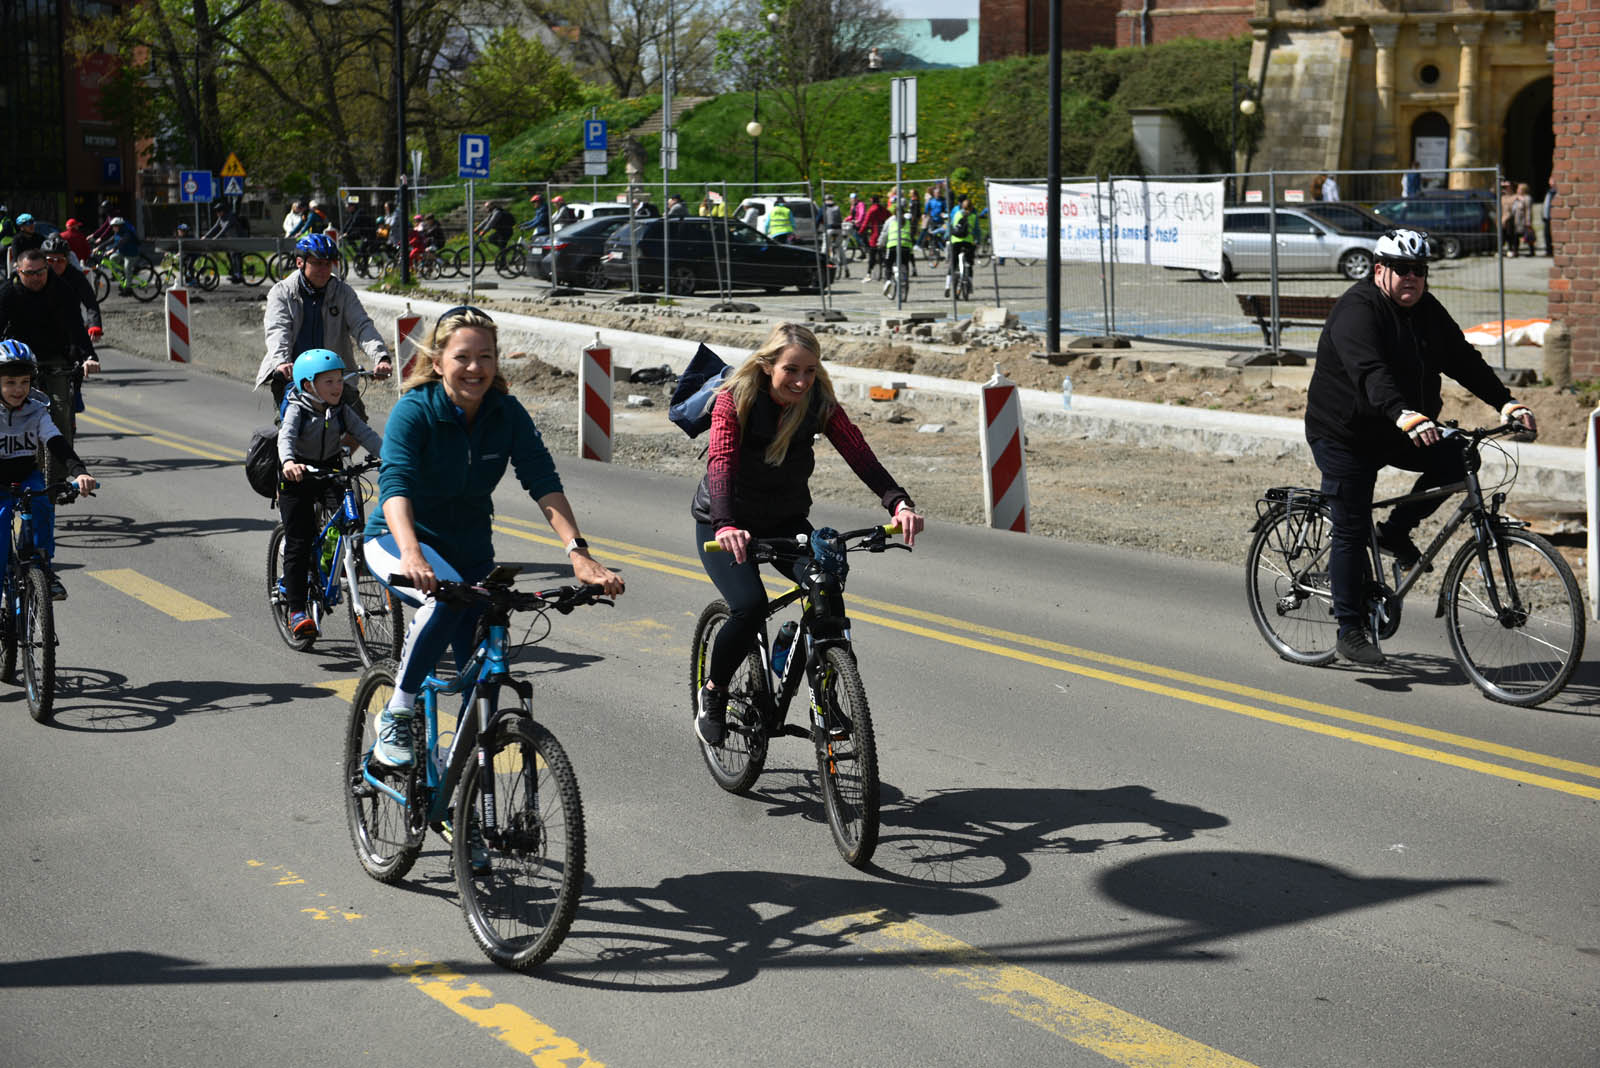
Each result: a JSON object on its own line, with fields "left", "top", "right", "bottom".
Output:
{"left": 221, "top": 152, "right": 247, "bottom": 177}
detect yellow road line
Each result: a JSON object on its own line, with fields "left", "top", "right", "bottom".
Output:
{"left": 78, "top": 410, "right": 239, "bottom": 463}
{"left": 87, "top": 568, "right": 229, "bottom": 620}
{"left": 824, "top": 909, "right": 1258, "bottom": 1068}
{"left": 390, "top": 960, "right": 606, "bottom": 1067}
{"left": 491, "top": 522, "right": 1600, "bottom": 797}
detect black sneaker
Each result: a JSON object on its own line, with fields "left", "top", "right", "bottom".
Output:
{"left": 1375, "top": 522, "right": 1426, "bottom": 572}
{"left": 695, "top": 684, "right": 727, "bottom": 747}
{"left": 1336, "top": 627, "right": 1386, "bottom": 667}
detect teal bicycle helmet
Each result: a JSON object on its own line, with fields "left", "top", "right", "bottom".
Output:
{"left": 0, "top": 339, "right": 38, "bottom": 378}
{"left": 293, "top": 348, "right": 345, "bottom": 391}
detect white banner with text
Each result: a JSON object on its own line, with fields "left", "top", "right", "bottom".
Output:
{"left": 986, "top": 179, "right": 1223, "bottom": 271}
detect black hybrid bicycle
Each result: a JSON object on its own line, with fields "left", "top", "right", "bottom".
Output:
{"left": 2, "top": 482, "right": 80, "bottom": 723}
{"left": 691, "top": 523, "right": 909, "bottom": 867}
{"left": 1246, "top": 423, "right": 1585, "bottom": 706}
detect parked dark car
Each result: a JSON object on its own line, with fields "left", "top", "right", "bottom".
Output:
{"left": 531, "top": 214, "right": 631, "bottom": 288}
{"left": 1370, "top": 191, "right": 1497, "bottom": 258}
{"left": 601, "top": 216, "right": 834, "bottom": 295}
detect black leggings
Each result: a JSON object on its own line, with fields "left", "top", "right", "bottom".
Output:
{"left": 695, "top": 520, "right": 809, "bottom": 689}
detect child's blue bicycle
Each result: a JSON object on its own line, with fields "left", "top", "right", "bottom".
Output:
{"left": 2, "top": 481, "right": 80, "bottom": 723}
{"left": 342, "top": 566, "right": 613, "bottom": 971}
{"left": 266, "top": 456, "right": 405, "bottom": 667}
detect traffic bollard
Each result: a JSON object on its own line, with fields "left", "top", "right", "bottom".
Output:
{"left": 580, "top": 333, "right": 613, "bottom": 462}
{"left": 396, "top": 309, "right": 423, "bottom": 379}
{"left": 166, "top": 287, "right": 190, "bottom": 363}
{"left": 979, "top": 366, "right": 1028, "bottom": 532}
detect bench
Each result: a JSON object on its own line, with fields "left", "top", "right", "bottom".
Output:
{"left": 1236, "top": 293, "right": 1338, "bottom": 347}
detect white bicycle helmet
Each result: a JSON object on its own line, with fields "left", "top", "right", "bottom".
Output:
{"left": 1375, "top": 228, "right": 1431, "bottom": 261}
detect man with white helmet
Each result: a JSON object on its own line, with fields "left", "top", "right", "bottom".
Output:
{"left": 1305, "top": 227, "right": 1536, "bottom": 667}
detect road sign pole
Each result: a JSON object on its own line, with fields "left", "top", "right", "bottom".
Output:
{"left": 467, "top": 178, "right": 476, "bottom": 304}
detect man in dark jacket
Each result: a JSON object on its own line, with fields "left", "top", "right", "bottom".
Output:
{"left": 1305, "top": 228, "right": 1534, "bottom": 667}
{"left": 0, "top": 248, "right": 97, "bottom": 483}
{"left": 204, "top": 202, "right": 247, "bottom": 283}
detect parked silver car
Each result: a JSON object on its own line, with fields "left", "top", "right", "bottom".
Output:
{"left": 1200, "top": 206, "right": 1379, "bottom": 282}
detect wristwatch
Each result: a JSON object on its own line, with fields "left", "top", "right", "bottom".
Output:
{"left": 564, "top": 537, "right": 589, "bottom": 554}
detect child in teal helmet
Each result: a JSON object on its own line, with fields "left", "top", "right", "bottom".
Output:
{"left": 276, "top": 347, "right": 382, "bottom": 639}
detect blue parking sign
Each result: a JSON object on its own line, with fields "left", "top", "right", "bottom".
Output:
{"left": 458, "top": 134, "right": 490, "bottom": 179}
{"left": 584, "top": 120, "right": 608, "bottom": 152}
{"left": 102, "top": 157, "right": 122, "bottom": 184}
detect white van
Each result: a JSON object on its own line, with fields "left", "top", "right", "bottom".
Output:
{"left": 553, "top": 201, "right": 631, "bottom": 232}
{"left": 734, "top": 196, "right": 819, "bottom": 244}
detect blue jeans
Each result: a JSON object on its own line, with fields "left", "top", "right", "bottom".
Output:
{"left": 0, "top": 472, "right": 54, "bottom": 577}
{"left": 1309, "top": 436, "right": 1465, "bottom": 625}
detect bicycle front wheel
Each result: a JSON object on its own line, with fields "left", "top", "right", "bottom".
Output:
{"left": 455, "top": 715, "right": 585, "bottom": 971}
{"left": 1245, "top": 503, "right": 1338, "bottom": 665}
{"left": 20, "top": 565, "right": 55, "bottom": 723}
{"left": 240, "top": 252, "right": 271, "bottom": 286}
{"left": 266, "top": 523, "right": 320, "bottom": 651}
{"left": 91, "top": 268, "right": 111, "bottom": 305}
{"left": 690, "top": 600, "right": 770, "bottom": 792}
{"left": 347, "top": 552, "right": 406, "bottom": 667}
{"left": 1442, "top": 529, "right": 1586, "bottom": 706}
{"left": 343, "top": 661, "right": 423, "bottom": 882}
{"left": 130, "top": 265, "right": 162, "bottom": 302}
{"left": 814, "top": 646, "right": 879, "bottom": 868}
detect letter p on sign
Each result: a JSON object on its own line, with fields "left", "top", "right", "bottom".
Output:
{"left": 458, "top": 134, "right": 490, "bottom": 179}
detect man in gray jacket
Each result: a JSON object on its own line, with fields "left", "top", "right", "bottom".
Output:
{"left": 259, "top": 233, "right": 392, "bottom": 419}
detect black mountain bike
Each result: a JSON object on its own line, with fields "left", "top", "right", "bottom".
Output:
{"left": 691, "top": 523, "right": 910, "bottom": 867}
{"left": 1, "top": 482, "right": 81, "bottom": 723}
{"left": 1246, "top": 423, "right": 1585, "bottom": 706}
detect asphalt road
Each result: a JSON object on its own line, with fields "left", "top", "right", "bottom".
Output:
{"left": 2, "top": 352, "right": 1596, "bottom": 1067}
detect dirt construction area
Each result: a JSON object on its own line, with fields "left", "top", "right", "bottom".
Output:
{"left": 95, "top": 288, "right": 1586, "bottom": 569}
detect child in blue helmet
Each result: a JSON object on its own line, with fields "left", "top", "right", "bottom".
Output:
{"left": 0, "top": 340, "right": 97, "bottom": 600}
{"left": 277, "top": 347, "right": 382, "bottom": 638}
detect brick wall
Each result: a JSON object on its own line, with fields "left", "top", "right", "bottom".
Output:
{"left": 1550, "top": 0, "right": 1599, "bottom": 376}
{"left": 979, "top": 0, "right": 1120, "bottom": 62}
{"left": 1115, "top": 2, "right": 1253, "bottom": 49}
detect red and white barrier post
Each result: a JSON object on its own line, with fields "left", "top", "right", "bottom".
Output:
{"left": 579, "top": 333, "right": 613, "bottom": 462}
{"left": 165, "top": 286, "right": 190, "bottom": 363}
{"left": 395, "top": 310, "right": 423, "bottom": 379}
{"left": 979, "top": 367, "right": 1029, "bottom": 532}
{"left": 1586, "top": 407, "right": 1599, "bottom": 619}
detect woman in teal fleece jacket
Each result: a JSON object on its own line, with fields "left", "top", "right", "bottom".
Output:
{"left": 362, "top": 305, "right": 623, "bottom": 767}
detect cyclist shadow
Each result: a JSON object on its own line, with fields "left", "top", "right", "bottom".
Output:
{"left": 866, "top": 783, "right": 1230, "bottom": 890}
{"left": 544, "top": 867, "right": 999, "bottom": 993}
{"left": 1352, "top": 652, "right": 1600, "bottom": 715}
{"left": 22, "top": 667, "right": 339, "bottom": 732}
{"left": 53, "top": 512, "right": 277, "bottom": 551}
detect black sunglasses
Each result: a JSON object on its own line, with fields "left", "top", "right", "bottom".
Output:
{"left": 1380, "top": 259, "right": 1429, "bottom": 278}
{"left": 437, "top": 305, "right": 494, "bottom": 326}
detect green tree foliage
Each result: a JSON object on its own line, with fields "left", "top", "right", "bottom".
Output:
{"left": 517, "top": 0, "right": 725, "bottom": 99}
{"left": 441, "top": 29, "right": 592, "bottom": 148}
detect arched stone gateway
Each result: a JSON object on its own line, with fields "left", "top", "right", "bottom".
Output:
{"left": 1502, "top": 76, "right": 1553, "bottom": 200}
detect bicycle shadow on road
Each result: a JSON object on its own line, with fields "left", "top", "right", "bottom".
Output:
{"left": 544, "top": 866, "right": 999, "bottom": 993}
{"left": 73, "top": 453, "right": 238, "bottom": 480}
{"left": 22, "top": 667, "right": 340, "bottom": 732}
{"left": 53, "top": 511, "right": 277, "bottom": 551}
{"left": 1346, "top": 651, "right": 1600, "bottom": 716}
{"left": 867, "top": 783, "right": 1230, "bottom": 890}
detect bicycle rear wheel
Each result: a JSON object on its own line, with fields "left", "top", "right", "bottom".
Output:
{"left": 192, "top": 255, "right": 221, "bottom": 291}
{"left": 1442, "top": 529, "right": 1585, "bottom": 706}
{"left": 813, "top": 646, "right": 879, "bottom": 868}
{"left": 343, "top": 661, "right": 423, "bottom": 882}
{"left": 455, "top": 715, "right": 584, "bottom": 971}
{"left": 129, "top": 265, "right": 162, "bottom": 302}
{"left": 266, "top": 522, "right": 320, "bottom": 651}
{"left": 240, "top": 252, "right": 271, "bottom": 286}
{"left": 690, "top": 600, "right": 770, "bottom": 792}
{"left": 346, "top": 550, "right": 406, "bottom": 667}
{"left": 1245, "top": 503, "right": 1338, "bottom": 665}
{"left": 91, "top": 268, "right": 111, "bottom": 305}
{"left": 20, "top": 565, "right": 55, "bottom": 723}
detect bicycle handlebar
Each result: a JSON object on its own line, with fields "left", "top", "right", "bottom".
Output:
{"left": 388, "top": 576, "right": 614, "bottom": 614}
{"left": 298, "top": 457, "right": 380, "bottom": 480}
{"left": 1438, "top": 421, "right": 1535, "bottom": 446}
{"left": 8, "top": 481, "right": 84, "bottom": 505}
{"left": 702, "top": 522, "right": 905, "bottom": 557}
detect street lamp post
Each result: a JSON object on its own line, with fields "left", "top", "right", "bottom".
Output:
{"left": 746, "top": 12, "right": 778, "bottom": 196}
{"left": 1229, "top": 60, "right": 1257, "bottom": 205}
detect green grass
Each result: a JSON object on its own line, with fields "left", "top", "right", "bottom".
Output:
{"left": 415, "top": 36, "right": 1255, "bottom": 221}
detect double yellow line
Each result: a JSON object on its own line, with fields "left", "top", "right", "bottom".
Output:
{"left": 492, "top": 515, "right": 1600, "bottom": 802}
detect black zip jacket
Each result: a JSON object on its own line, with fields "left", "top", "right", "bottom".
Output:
{"left": 1306, "top": 277, "right": 1513, "bottom": 451}
{"left": 0, "top": 273, "right": 94, "bottom": 368}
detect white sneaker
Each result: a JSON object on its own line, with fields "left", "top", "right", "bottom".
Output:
{"left": 372, "top": 704, "right": 414, "bottom": 766}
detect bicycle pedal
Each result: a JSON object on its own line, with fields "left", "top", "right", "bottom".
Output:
{"left": 780, "top": 723, "right": 811, "bottom": 740}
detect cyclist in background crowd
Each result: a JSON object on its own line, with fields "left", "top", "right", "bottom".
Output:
{"left": 690, "top": 322, "right": 923, "bottom": 746}
{"left": 0, "top": 206, "right": 13, "bottom": 255}
{"left": 276, "top": 347, "right": 384, "bottom": 640}
{"left": 41, "top": 235, "right": 101, "bottom": 342}
{"left": 7, "top": 214, "right": 44, "bottom": 273}
{"left": 259, "top": 232, "right": 392, "bottom": 420}
{"left": 282, "top": 200, "right": 306, "bottom": 237}
{"left": 88, "top": 200, "right": 117, "bottom": 247}
{"left": 1305, "top": 228, "right": 1535, "bottom": 667}
{"left": 0, "top": 340, "right": 97, "bottom": 600}
{"left": 288, "top": 199, "right": 331, "bottom": 239}
{"left": 60, "top": 219, "right": 92, "bottom": 265}
{"left": 104, "top": 218, "right": 143, "bottom": 296}
{"left": 361, "top": 305, "right": 623, "bottom": 766}
{"left": 0, "top": 248, "right": 98, "bottom": 491}
{"left": 476, "top": 201, "right": 516, "bottom": 250}
{"left": 860, "top": 194, "right": 888, "bottom": 280}
{"left": 203, "top": 201, "right": 247, "bottom": 284}
{"left": 523, "top": 194, "right": 550, "bottom": 238}
{"left": 945, "top": 194, "right": 976, "bottom": 296}
{"left": 822, "top": 194, "right": 847, "bottom": 278}
{"left": 878, "top": 207, "right": 914, "bottom": 295}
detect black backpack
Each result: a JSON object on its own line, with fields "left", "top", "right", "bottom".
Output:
{"left": 667, "top": 343, "right": 730, "bottom": 438}
{"left": 244, "top": 426, "right": 282, "bottom": 499}
{"left": 951, "top": 212, "right": 970, "bottom": 239}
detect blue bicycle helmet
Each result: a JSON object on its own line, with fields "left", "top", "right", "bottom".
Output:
{"left": 295, "top": 232, "right": 337, "bottom": 260}
{"left": 0, "top": 339, "right": 38, "bottom": 378}
{"left": 292, "top": 348, "right": 345, "bottom": 391}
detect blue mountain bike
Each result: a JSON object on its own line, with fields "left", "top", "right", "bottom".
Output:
{"left": 343, "top": 567, "right": 613, "bottom": 971}
{"left": 2, "top": 482, "right": 80, "bottom": 723}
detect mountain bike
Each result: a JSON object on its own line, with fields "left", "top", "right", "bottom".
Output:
{"left": 1246, "top": 423, "right": 1585, "bottom": 706}
{"left": 89, "top": 251, "right": 160, "bottom": 302}
{"left": 266, "top": 456, "right": 406, "bottom": 667}
{"left": 946, "top": 243, "right": 974, "bottom": 301}
{"left": 841, "top": 222, "right": 868, "bottom": 262}
{"left": 880, "top": 248, "right": 911, "bottom": 303}
{"left": 343, "top": 569, "right": 612, "bottom": 971}
{"left": 691, "top": 523, "right": 910, "bottom": 867}
{"left": 1, "top": 482, "right": 81, "bottom": 723}
{"left": 155, "top": 250, "right": 219, "bottom": 291}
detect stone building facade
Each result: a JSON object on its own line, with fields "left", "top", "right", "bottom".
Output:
{"left": 1242, "top": 0, "right": 1555, "bottom": 200}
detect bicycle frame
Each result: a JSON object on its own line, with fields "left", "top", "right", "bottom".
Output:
{"left": 744, "top": 548, "right": 860, "bottom": 739}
